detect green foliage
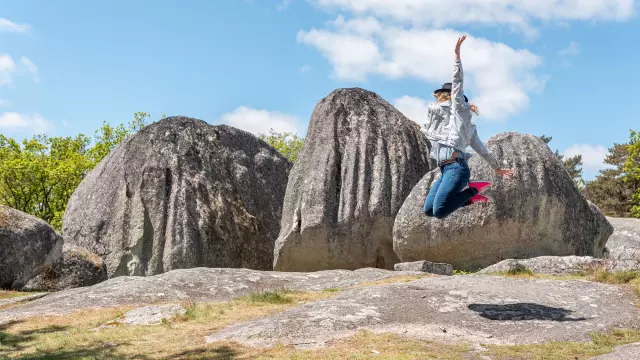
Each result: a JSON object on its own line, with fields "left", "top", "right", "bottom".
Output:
{"left": 584, "top": 137, "right": 640, "bottom": 218}
{"left": 0, "top": 112, "right": 153, "bottom": 230}
{"left": 247, "top": 290, "right": 294, "bottom": 304}
{"left": 258, "top": 129, "right": 304, "bottom": 163}
{"left": 623, "top": 130, "right": 640, "bottom": 217}
{"left": 539, "top": 135, "right": 585, "bottom": 188}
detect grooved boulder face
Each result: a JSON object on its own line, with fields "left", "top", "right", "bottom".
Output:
{"left": 62, "top": 117, "right": 291, "bottom": 278}
{"left": 273, "top": 88, "right": 431, "bottom": 271}
{"left": 393, "top": 132, "right": 613, "bottom": 271}
{"left": 0, "top": 205, "right": 63, "bottom": 289}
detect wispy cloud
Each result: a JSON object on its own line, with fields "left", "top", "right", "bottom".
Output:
{"left": 0, "top": 112, "right": 54, "bottom": 134}
{"left": 20, "top": 56, "right": 39, "bottom": 83}
{"left": 0, "top": 55, "right": 17, "bottom": 86}
{"left": 218, "top": 106, "right": 303, "bottom": 135}
{"left": 298, "top": 64, "right": 312, "bottom": 73}
{"left": 0, "top": 18, "right": 30, "bottom": 33}
{"left": 558, "top": 41, "right": 580, "bottom": 67}
{"left": 277, "top": 0, "right": 291, "bottom": 11}
{"left": 563, "top": 144, "right": 610, "bottom": 179}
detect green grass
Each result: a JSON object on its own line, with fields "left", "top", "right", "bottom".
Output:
{"left": 506, "top": 264, "right": 535, "bottom": 276}
{"left": 247, "top": 289, "right": 294, "bottom": 304}
{"left": 592, "top": 269, "right": 640, "bottom": 284}
{"left": 323, "top": 288, "right": 340, "bottom": 293}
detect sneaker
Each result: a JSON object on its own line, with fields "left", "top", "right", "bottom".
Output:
{"left": 468, "top": 180, "right": 492, "bottom": 194}
{"left": 469, "top": 194, "right": 490, "bottom": 204}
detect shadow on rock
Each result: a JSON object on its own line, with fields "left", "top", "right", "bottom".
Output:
{"left": 468, "top": 303, "right": 587, "bottom": 322}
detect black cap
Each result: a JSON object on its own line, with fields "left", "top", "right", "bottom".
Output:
{"left": 433, "top": 82, "right": 468, "bottom": 102}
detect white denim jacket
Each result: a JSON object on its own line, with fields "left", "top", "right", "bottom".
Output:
{"left": 421, "top": 59, "right": 500, "bottom": 170}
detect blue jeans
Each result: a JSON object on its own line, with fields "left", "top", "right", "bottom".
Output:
{"left": 424, "top": 160, "right": 477, "bottom": 219}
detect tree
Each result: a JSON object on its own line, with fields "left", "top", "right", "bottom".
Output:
{"left": 258, "top": 129, "right": 305, "bottom": 163}
{"left": 539, "top": 135, "right": 584, "bottom": 188}
{"left": 583, "top": 140, "right": 639, "bottom": 218}
{"left": 0, "top": 112, "right": 153, "bottom": 230}
{"left": 623, "top": 130, "right": 640, "bottom": 217}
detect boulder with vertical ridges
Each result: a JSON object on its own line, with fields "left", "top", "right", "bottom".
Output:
{"left": 273, "top": 88, "right": 431, "bottom": 271}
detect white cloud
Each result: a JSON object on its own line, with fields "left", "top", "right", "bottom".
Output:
{"left": 392, "top": 95, "right": 431, "bottom": 124}
{"left": 277, "top": 0, "right": 291, "bottom": 10}
{"left": 20, "top": 56, "right": 39, "bottom": 83}
{"left": 0, "top": 99, "right": 11, "bottom": 108}
{"left": 218, "top": 106, "right": 304, "bottom": 135}
{"left": 559, "top": 41, "right": 581, "bottom": 57}
{"left": 0, "top": 54, "right": 17, "bottom": 86}
{"left": 0, "top": 112, "right": 54, "bottom": 134}
{"left": 563, "top": 144, "right": 610, "bottom": 176}
{"left": 311, "top": 0, "right": 635, "bottom": 36}
{"left": 298, "top": 17, "right": 545, "bottom": 120}
{"left": 558, "top": 41, "right": 580, "bottom": 67}
{"left": 299, "top": 64, "right": 312, "bottom": 73}
{"left": 0, "top": 18, "right": 30, "bottom": 33}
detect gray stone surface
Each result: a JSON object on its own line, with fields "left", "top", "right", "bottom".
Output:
{"left": 0, "top": 205, "right": 63, "bottom": 289}
{"left": 394, "top": 261, "right": 453, "bottom": 275}
{"left": 120, "top": 304, "right": 186, "bottom": 325}
{"left": 22, "top": 245, "right": 107, "bottom": 291}
{"left": 479, "top": 256, "right": 606, "bottom": 275}
{"left": 590, "top": 342, "right": 640, "bottom": 359}
{"left": 62, "top": 117, "right": 291, "bottom": 278}
{"left": 604, "top": 217, "right": 640, "bottom": 271}
{"left": 0, "top": 293, "right": 47, "bottom": 308}
{"left": 393, "top": 133, "right": 613, "bottom": 271}
{"left": 206, "top": 275, "right": 640, "bottom": 348}
{"left": 274, "top": 88, "right": 431, "bottom": 272}
{"left": 0, "top": 267, "right": 422, "bottom": 322}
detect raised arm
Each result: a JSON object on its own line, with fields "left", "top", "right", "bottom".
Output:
{"left": 451, "top": 36, "right": 467, "bottom": 113}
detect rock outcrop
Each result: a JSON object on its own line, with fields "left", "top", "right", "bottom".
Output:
{"left": 62, "top": 117, "right": 291, "bottom": 278}
{"left": 478, "top": 256, "right": 606, "bottom": 275}
{"left": 603, "top": 217, "right": 640, "bottom": 271}
{"left": 0, "top": 205, "right": 63, "bottom": 289}
{"left": 22, "top": 245, "right": 107, "bottom": 291}
{"left": 206, "top": 275, "right": 639, "bottom": 348}
{"left": 273, "top": 88, "right": 431, "bottom": 271}
{"left": 393, "top": 133, "right": 613, "bottom": 271}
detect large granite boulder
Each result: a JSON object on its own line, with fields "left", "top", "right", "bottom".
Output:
{"left": 393, "top": 132, "right": 613, "bottom": 271}
{"left": 0, "top": 205, "right": 63, "bottom": 289}
{"left": 22, "top": 245, "right": 107, "bottom": 291}
{"left": 273, "top": 88, "right": 431, "bottom": 271}
{"left": 603, "top": 217, "right": 640, "bottom": 271}
{"left": 63, "top": 117, "right": 291, "bottom": 278}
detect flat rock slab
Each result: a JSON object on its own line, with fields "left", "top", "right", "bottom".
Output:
{"left": 479, "top": 256, "right": 606, "bottom": 275}
{"left": 206, "top": 275, "right": 640, "bottom": 348}
{"left": 590, "top": 342, "right": 640, "bottom": 359}
{"left": 0, "top": 267, "right": 421, "bottom": 323}
{"left": 394, "top": 261, "right": 453, "bottom": 275}
{"left": 120, "top": 304, "right": 186, "bottom": 325}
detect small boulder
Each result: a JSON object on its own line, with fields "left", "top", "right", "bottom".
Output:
{"left": 394, "top": 261, "right": 453, "bottom": 275}
{"left": 22, "top": 245, "right": 107, "bottom": 291}
{"left": 393, "top": 133, "right": 613, "bottom": 271}
{"left": 273, "top": 88, "right": 431, "bottom": 271}
{"left": 603, "top": 217, "right": 640, "bottom": 271}
{"left": 0, "top": 205, "right": 63, "bottom": 289}
{"left": 478, "top": 256, "right": 606, "bottom": 275}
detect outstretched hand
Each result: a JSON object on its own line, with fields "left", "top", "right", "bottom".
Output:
{"left": 495, "top": 168, "right": 515, "bottom": 177}
{"left": 455, "top": 35, "right": 466, "bottom": 60}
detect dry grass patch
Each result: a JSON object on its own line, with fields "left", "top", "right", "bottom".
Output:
{"left": 486, "top": 328, "right": 640, "bottom": 360}
{"left": 0, "top": 290, "right": 335, "bottom": 359}
{"left": 0, "top": 290, "right": 32, "bottom": 300}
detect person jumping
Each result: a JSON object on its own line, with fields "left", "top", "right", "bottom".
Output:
{"left": 421, "top": 35, "right": 514, "bottom": 220}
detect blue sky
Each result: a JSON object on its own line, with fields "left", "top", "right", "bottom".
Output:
{"left": 1, "top": 0, "right": 639, "bottom": 179}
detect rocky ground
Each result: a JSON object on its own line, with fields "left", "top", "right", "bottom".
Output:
{"left": 2, "top": 267, "right": 640, "bottom": 359}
